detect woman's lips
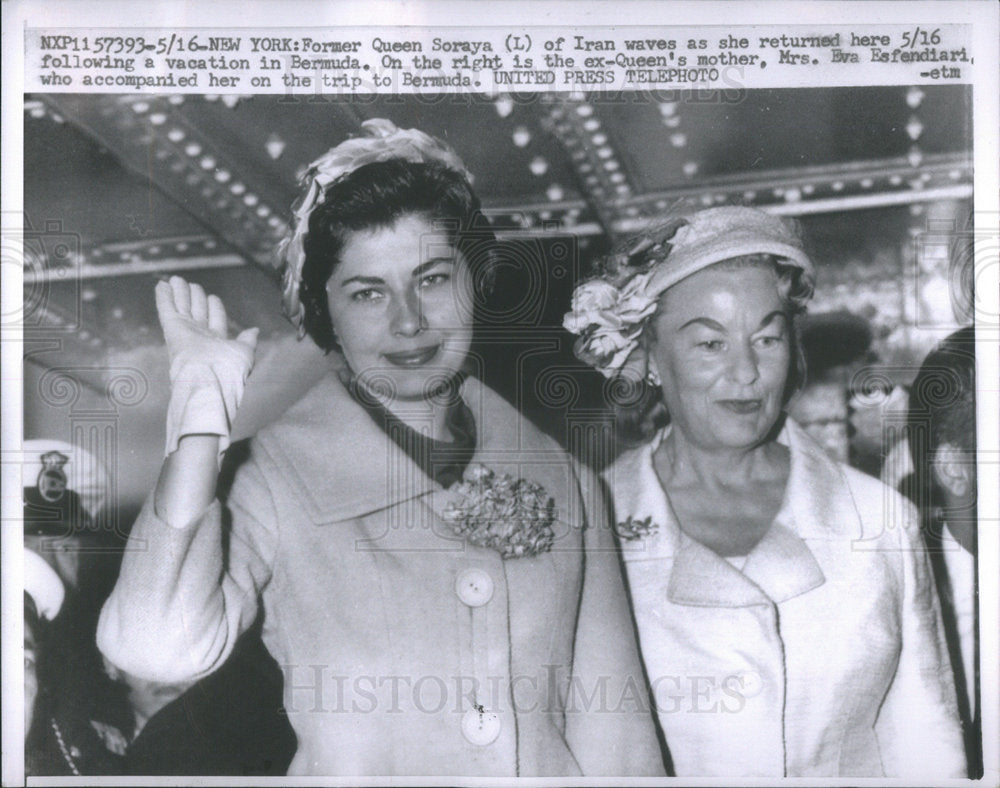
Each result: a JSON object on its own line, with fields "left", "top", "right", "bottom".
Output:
{"left": 717, "top": 398, "right": 763, "bottom": 414}
{"left": 382, "top": 345, "right": 441, "bottom": 367}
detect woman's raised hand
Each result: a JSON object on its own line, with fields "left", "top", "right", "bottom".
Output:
{"left": 156, "top": 276, "right": 259, "bottom": 457}
{"left": 156, "top": 276, "right": 258, "bottom": 370}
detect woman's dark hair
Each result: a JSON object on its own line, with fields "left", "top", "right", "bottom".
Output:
{"left": 615, "top": 253, "right": 813, "bottom": 446}
{"left": 299, "top": 159, "right": 496, "bottom": 353}
{"left": 905, "top": 327, "right": 976, "bottom": 519}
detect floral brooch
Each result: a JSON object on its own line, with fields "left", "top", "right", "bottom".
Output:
{"left": 442, "top": 464, "right": 556, "bottom": 559}
{"left": 614, "top": 515, "right": 659, "bottom": 541}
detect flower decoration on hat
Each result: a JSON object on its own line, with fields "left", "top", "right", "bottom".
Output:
{"left": 563, "top": 274, "right": 656, "bottom": 378}
{"left": 562, "top": 218, "right": 690, "bottom": 378}
{"left": 564, "top": 206, "right": 815, "bottom": 378}
{"left": 277, "top": 119, "right": 472, "bottom": 336}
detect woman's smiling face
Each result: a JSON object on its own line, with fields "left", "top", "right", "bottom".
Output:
{"left": 649, "top": 263, "right": 791, "bottom": 451}
{"left": 326, "top": 213, "right": 475, "bottom": 400}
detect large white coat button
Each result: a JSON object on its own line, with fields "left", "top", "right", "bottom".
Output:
{"left": 461, "top": 707, "right": 501, "bottom": 746}
{"left": 455, "top": 568, "right": 494, "bottom": 607}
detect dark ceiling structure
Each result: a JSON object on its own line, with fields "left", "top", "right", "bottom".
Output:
{"left": 20, "top": 87, "right": 971, "bottom": 374}
{"left": 26, "top": 87, "right": 971, "bottom": 257}
{"left": 21, "top": 86, "right": 973, "bottom": 507}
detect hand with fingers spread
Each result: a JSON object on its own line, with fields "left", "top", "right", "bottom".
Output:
{"left": 157, "top": 276, "right": 259, "bottom": 457}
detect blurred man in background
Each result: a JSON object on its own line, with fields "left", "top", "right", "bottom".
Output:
{"left": 905, "top": 327, "right": 980, "bottom": 778}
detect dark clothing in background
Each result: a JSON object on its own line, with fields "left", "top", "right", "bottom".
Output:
{"left": 923, "top": 521, "right": 982, "bottom": 779}
{"left": 124, "top": 630, "right": 296, "bottom": 776}
{"left": 121, "top": 446, "right": 297, "bottom": 775}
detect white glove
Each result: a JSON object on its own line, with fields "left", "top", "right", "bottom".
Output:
{"left": 156, "top": 276, "right": 259, "bottom": 458}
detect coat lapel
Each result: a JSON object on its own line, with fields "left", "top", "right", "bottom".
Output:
{"left": 255, "top": 374, "right": 440, "bottom": 524}
{"left": 741, "top": 523, "right": 825, "bottom": 603}
{"left": 606, "top": 417, "right": 861, "bottom": 608}
{"left": 607, "top": 432, "right": 772, "bottom": 607}
{"left": 778, "top": 417, "right": 866, "bottom": 542}
{"left": 667, "top": 535, "right": 773, "bottom": 607}
{"left": 603, "top": 432, "right": 676, "bottom": 562}
{"left": 256, "top": 373, "right": 573, "bottom": 529}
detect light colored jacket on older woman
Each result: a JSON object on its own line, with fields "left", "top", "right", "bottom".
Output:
{"left": 605, "top": 416, "right": 966, "bottom": 778}
{"left": 97, "top": 373, "right": 665, "bottom": 777}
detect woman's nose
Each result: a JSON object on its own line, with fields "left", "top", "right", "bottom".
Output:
{"left": 390, "top": 290, "right": 426, "bottom": 337}
{"left": 728, "top": 343, "right": 760, "bottom": 385}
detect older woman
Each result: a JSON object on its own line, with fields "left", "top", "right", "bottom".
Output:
{"left": 564, "top": 206, "right": 966, "bottom": 778}
{"left": 96, "top": 120, "right": 664, "bottom": 777}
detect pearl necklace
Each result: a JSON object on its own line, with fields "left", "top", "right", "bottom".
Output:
{"left": 50, "top": 717, "right": 82, "bottom": 776}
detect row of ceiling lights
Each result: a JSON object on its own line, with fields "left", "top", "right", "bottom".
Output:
{"left": 495, "top": 95, "right": 575, "bottom": 206}
{"left": 26, "top": 88, "right": 962, "bottom": 257}
{"left": 127, "top": 98, "right": 288, "bottom": 239}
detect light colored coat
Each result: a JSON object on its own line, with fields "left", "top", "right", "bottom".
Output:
{"left": 604, "top": 418, "right": 966, "bottom": 778}
{"left": 97, "top": 374, "right": 665, "bottom": 777}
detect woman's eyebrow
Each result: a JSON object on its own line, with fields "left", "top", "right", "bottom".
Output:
{"left": 340, "top": 274, "right": 385, "bottom": 288}
{"left": 678, "top": 316, "right": 726, "bottom": 332}
{"left": 339, "top": 258, "right": 455, "bottom": 287}
{"left": 412, "top": 257, "right": 455, "bottom": 277}
{"left": 678, "top": 311, "right": 786, "bottom": 332}
{"left": 757, "top": 310, "right": 787, "bottom": 329}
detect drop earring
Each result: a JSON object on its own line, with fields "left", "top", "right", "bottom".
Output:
{"left": 646, "top": 365, "right": 661, "bottom": 387}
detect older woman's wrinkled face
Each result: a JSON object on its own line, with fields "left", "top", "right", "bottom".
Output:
{"left": 326, "top": 213, "right": 475, "bottom": 400}
{"left": 650, "top": 264, "right": 790, "bottom": 451}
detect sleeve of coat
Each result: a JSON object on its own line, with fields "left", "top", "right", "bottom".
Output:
{"left": 874, "top": 497, "right": 967, "bottom": 778}
{"left": 97, "top": 450, "right": 277, "bottom": 684}
{"left": 564, "top": 461, "right": 667, "bottom": 776}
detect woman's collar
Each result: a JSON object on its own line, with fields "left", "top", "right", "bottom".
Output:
{"left": 608, "top": 416, "right": 864, "bottom": 539}
{"left": 777, "top": 416, "right": 868, "bottom": 541}
{"left": 252, "top": 372, "right": 437, "bottom": 523}
{"left": 252, "top": 373, "right": 564, "bottom": 526}
{"left": 606, "top": 414, "right": 870, "bottom": 605}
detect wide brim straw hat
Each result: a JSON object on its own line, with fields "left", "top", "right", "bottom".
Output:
{"left": 564, "top": 205, "right": 816, "bottom": 378}
{"left": 644, "top": 206, "right": 814, "bottom": 297}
